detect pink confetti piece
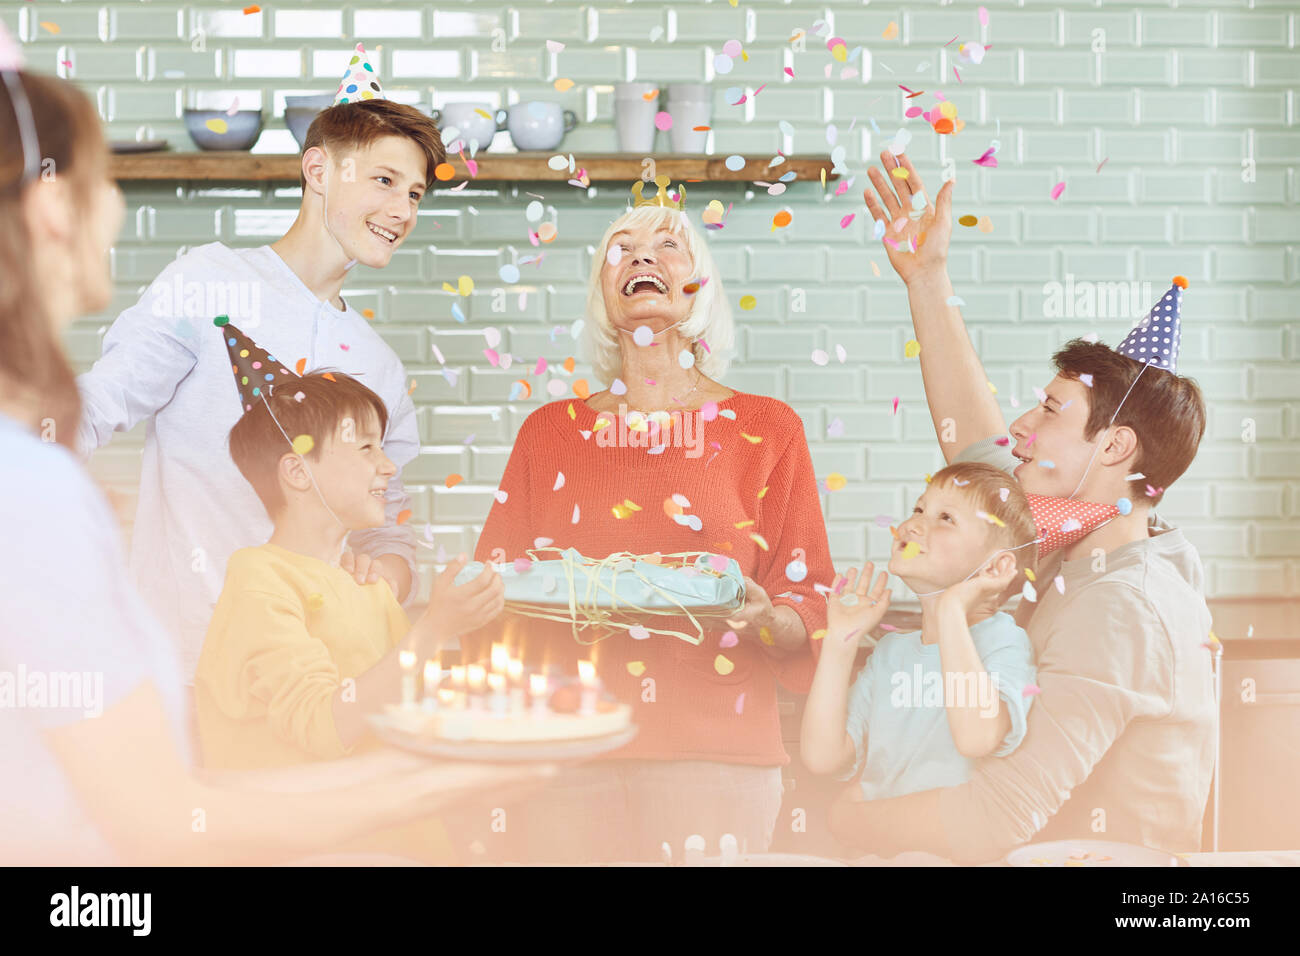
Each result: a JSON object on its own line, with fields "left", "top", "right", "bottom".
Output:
{"left": 978, "top": 6, "right": 989, "bottom": 27}
{"left": 973, "top": 147, "right": 998, "bottom": 167}
{"left": 753, "top": 83, "right": 768, "bottom": 96}
{"left": 891, "top": 396, "right": 900, "bottom": 415}
{"left": 720, "top": 630, "right": 739, "bottom": 648}
{"left": 1050, "top": 181, "right": 1065, "bottom": 200}
{"left": 735, "top": 693, "right": 746, "bottom": 715}
{"left": 1022, "top": 683, "right": 1041, "bottom": 697}
{"left": 654, "top": 111, "right": 673, "bottom": 131}
{"left": 1096, "top": 157, "right": 1109, "bottom": 173}
{"left": 783, "top": 67, "right": 794, "bottom": 78}
{"left": 995, "top": 436, "right": 1010, "bottom": 446}
{"left": 839, "top": 213, "right": 855, "bottom": 228}
{"left": 879, "top": 624, "right": 899, "bottom": 632}
{"left": 225, "top": 97, "right": 240, "bottom": 116}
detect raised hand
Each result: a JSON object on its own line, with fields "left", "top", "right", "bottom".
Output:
{"left": 826, "top": 563, "right": 892, "bottom": 646}
{"left": 862, "top": 151, "right": 955, "bottom": 285}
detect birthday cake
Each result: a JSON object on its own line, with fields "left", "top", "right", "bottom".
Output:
{"left": 382, "top": 645, "right": 632, "bottom": 744}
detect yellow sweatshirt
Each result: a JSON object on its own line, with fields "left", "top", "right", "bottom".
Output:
{"left": 196, "top": 543, "right": 455, "bottom": 863}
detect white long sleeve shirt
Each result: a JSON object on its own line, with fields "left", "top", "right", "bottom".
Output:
{"left": 78, "top": 242, "right": 419, "bottom": 681}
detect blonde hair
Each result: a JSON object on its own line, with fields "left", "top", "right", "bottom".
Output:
{"left": 582, "top": 205, "right": 735, "bottom": 386}
{"left": 930, "top": 461, "right": 1039, "bottom": 578}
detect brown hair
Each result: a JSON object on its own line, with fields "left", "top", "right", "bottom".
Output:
{"left": 931, "top": 461, "right": 1039, "bottom": 578}
{"left": 1052, "top": 338, "right": 1205, "bottom": 505}
{"left": 228, "top": 371, "right": 389, "bottom": 518}
{"left": 300, "top": 100, "right": 445, "bottom": 191}
{"left": 0, "top": 71, "right": 106, "bottom": 448}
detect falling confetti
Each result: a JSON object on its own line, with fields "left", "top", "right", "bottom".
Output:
{"left": 291, "top": 434, "right": 314, "bottom": 455}
{"left": 1050, "top": 182, "right": 1066, "bottom": 201}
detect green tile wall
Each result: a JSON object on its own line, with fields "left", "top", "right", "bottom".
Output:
{"left": 9, "top": 0, "right": 1298, "bottom": 608}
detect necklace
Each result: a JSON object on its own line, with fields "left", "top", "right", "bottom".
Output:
{"left": 619, "top": 368, "right": 706, "bottom": 417}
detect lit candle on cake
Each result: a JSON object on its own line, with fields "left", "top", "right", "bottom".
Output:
{"left": 422, "top": 659, "right": 440, "bottom": 711}
{"left": 399, "top": 649, "right": 417, "bottom": 707}
{"left": 490, "top": 643, "right": 510, "bottom": 675}
{"left": 437, "top": 687, "right": 457, "bottom": 709}
{"left": 467, "top": 663, "right": 487, "bottom": 710}
{"left": 529, "top": 673, "right": 549, "bottom": 717}
{"left": 487, "top": 672, "right": 508, "bottom": 714}
{"left": 578, "top": 659, "right": 598, "bottom": 715}
{"left": 508, "top": 658, "right": 526, "bottom": 711}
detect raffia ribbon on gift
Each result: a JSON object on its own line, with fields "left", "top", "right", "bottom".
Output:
{"left": 501, "top": 547, "right": 747, "bottom": 646}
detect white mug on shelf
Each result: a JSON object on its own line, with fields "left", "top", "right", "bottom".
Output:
{"left": 430, "top": 102, "right": 506, "bottom": 153}
{"left": 666, "top": 84, "right": 711, "bottom": 153}
{"left": 614, "top": 82, "right": 659, "bottom": 153}
{"left": 506, "top": 101, "right": 578, "bottom": 151}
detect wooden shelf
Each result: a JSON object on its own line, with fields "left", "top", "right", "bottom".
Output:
{"left": 110, "top": 151, "right": 838, "bottom": 184}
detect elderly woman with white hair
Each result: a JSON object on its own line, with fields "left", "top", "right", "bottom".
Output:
{"left": 459, "top": 178, "right": 835, "bottom": 863}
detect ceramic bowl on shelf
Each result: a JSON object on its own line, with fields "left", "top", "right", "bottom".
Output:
{"left": 284, "top": 93, "right": 337, "bottom": 148}
{"left": 183, "top": 109, "right": 263, "bottom": 151}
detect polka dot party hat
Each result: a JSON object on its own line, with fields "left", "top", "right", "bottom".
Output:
{"left": 1025, "top": 493, "right": 1120, "bottom": 558}
{"left": 214, "top": 316, "right": 299, "bottom": 412}
{"left": 1116, "top": 276, "right": 1187, "bottom": 372}
{"left": 333, "top": 43, "right": 385, "bottom": 106}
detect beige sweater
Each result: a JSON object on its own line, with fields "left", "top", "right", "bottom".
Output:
{"left": 936, "top": 436, "right": 1217, "bottom": 862}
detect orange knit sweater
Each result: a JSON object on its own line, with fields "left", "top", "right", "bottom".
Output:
{"left": 466, "top": 392, "right": 834, "bottom": 766}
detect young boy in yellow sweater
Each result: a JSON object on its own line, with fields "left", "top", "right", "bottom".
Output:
{"left": 196, "top": 321, "right": 504, "bottom": 861}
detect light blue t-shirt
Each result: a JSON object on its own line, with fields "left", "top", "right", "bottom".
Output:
{"left": 840, "top": 611, "right": 1037, "bottom": 800}
{"left": 0, "top": 413, "right": 190, "bottom": 863}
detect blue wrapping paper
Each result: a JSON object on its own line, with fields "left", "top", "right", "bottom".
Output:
{"left": 453, "top": 547, "right": 747, "bottom": 645}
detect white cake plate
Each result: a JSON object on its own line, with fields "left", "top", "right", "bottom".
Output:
{"left": 1005, "top": 839, "right": 1183, "bottom": 867}
{"left": 368, "top": 715, "right": 638, "bottom": 762}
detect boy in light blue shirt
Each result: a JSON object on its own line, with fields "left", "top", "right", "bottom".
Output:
{"left": 802, "top": 462, "right": 1038, "bottom": 799}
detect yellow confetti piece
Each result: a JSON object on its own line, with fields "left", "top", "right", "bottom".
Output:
{"left": 205, "top": 118, "right": 230, "bottom": 135}
{"left": 1024, "top": 568, "right": 1036, "bottom": 582}
{"left": 714, "top": 654, "right": 735, "bottom": 676}
{"left": 810, "top": 629, "right": 827, "bottom": 642}
{"left": 566, "top": 402, "right": 576, "bottom": 420}
{"left": 306, "top": 593, "right": 324, "bottom": 611}
{"left": 612, "top": 505, "right": 631, "bottom": 519}
{"left": 734, "top": 519, "right": 755, "bottom": 529}
{"left": 554, "top": 78, "right": 575, "bottom": 92}
{"left": 740, "top": 432, "right": 763, "bottom": 443}
{"left": 977, "top": 510, "right": 1006, "bottom": 527}
{"left": 904, "top": 339, "right": 921, "bottom": 358}
{"left": 757, "top": 486, "right": 769, "bottom": 499}
{"left": 826, "top": 473, "right": 847, "bottom": 491}
{"left": 882, "top": 21, "right": 899, "bottom": 40}
{"left": 39, "top": 21, "right": 61, "bottom": 35}
{"left": 474, "top": 108, "right": 493, "bottom": 120}
{"left": 362, "top": 308, "right": 375, "bottom": 320}
{"left": 901, "top": 541, "right": 921, "bottom": 559}
{"left": 1208, "top": 631, "right": 1221, "bottom": 646}
{"left": 457, "top": 275, "right": 474, "bottom": 296}
{"left": 890, "top": 167, "right": 910, "bottom": 180}
{"left": 627, "top": 661, "right": 646, "bottom": 677}
{"left": 749, "top": 532, "right": 769, "bottom": 551}
{"left": 593, "top": 417, "right": 612, "bottom": 431}
{"left": 820, "top": 167, "right": 826, "bottom": 189}
{"left": 958, "top": 214, "right": 979, "bottom": 227}
{"left": 759, "top": 627, "right": 774, "bottom": 646}
{"left": 623, "top": 499, "right": 642, "bottom": 512}
{"left": 291, "top": 434, "right": 314, "bottom": 455}
{"left": 739, "top": 295, "right": 757, "bottom": 311}
{"left": 924, "top": 473, "right": 933, "bottom": 483}
{"left": 987, "top": 381, "right": 998, "bottom": 394}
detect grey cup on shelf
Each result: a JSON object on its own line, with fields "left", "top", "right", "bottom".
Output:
{"left": 183, "top": 109, "right": 263, "bottom": 151}
{"left": 506, "top": 101, "right": 578, "bottom": 151}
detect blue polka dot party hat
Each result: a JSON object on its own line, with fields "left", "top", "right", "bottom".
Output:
{"left": 333, "top": 43, "right": 385, "bottom": 106}
{"left": 1116, "top": 276, "right": 1187, "bottom": 372}
{"left": 214, "top": 316, "right": 299, "bottom": 412}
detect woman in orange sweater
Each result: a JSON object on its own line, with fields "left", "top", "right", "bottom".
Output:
{"left": 454, "top": 180, "right": 836, "bottom": 862}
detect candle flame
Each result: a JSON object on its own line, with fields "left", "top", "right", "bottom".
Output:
{"left": 423, "top": 660, "right": 439, "bottom": 684}
{"left": 450, "top": 664, "right": 466, "bottom": 687}
{"left": 578, "top": 659, "right": 596, "bottom": 684}
{"left": 398, "top": 649, "right": 417, "bottom": 669}
{"left": 467, "top": 663, "right": 486, "bottom": 689}
{"left": 490, "top": 643, "right": 510, "bottom": 673}
{"left": 487, "top": 672, "right": 506, "bottom": 692}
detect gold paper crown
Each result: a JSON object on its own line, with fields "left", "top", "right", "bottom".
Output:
{"left": 631, "top": 174, "right": 687, "bottom": 210}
